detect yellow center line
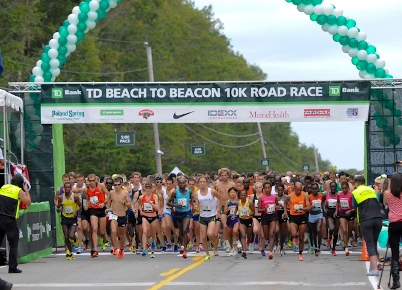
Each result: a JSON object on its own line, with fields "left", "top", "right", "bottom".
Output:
{"left": 148, "top": 257, "right": 206, "bottom": 290}
{"left": 160, "top": 268, "right": 181, "bottom": 277}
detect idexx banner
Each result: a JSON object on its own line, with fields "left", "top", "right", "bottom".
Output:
{"left": 40, "top": 81, "right": 371, "bottom": 124}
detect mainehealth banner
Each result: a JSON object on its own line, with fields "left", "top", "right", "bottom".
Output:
{"left": 40, "top": 81, "right": 371, "bottom": 124}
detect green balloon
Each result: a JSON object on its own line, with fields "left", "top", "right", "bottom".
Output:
{"left": 40, "top": 53, "right": 51, "bottom": 63}
{"left": 99, "top": 0, "right": 110, "bottom": 10}
{"left": 58, "top": 55, "right": 67, "bottom": 65}
{"left": 58, "top": 46, "right": 68, "bottom": 55}
{"left": 332, "top": 34, "right": 341, "bottom": 42}
{"left": 117, "top": 0, "right": 122, "bottom": 2}
{"left": 292, "top": 0, "right": 302, "bottom": 4}
{"left": 366, "top": 45, "right": 376, "bottom": 54}
{"left": 356, "top": 60, "right": 368, "bottom": 71}
{"left": 351, "top": 56, "right": 359, "bottom": 65}
{"left": 312, "top": 0, "right": 322, "bottom": 5}
{"left": 58, "top": 37, "right": 68, "bottom": 46}
{"left": 346, "top": 19, "right": 356, "bottom": 29}
{"left": 43, "top": 45, "right": 51, "bottom": 53}
{"left": 357, "top": 40, "right": 368, "bottom": 50}
{"left": 398, "top": 118, "right": 402, "bottom": 126}
{"left": 316, "top": 14, "right": 327, "bottom": 25}
{"left": 383, "top": 100, "right": 393, "bottom": 110}
{"left": 76, "top": 31, "right": 86, "bottom": 42}
{"left": 373, "top": 112, "right": 382, "bottom": 121}
{"left": 336, "top": 16, "right": 347, "bottom": 26}
{"left": 385, "top": 74, "right": 394, "bottom": 79}
{"left": 63, "top": 20, "right": 70, "bottom": 28}
{"left": 309, "top": 13, "right": 318, "bottom": 21}
{"left": 41, "top": 62, "right": 51, "bottom": 71}
{"left": 327, "top": 15, "right": 337, "bottom": 25}
{"left": 376, "top": 119, "right": 386, "bottom": 129}
{"left": 43, "top": 71, "right": 53, "bottom": 81}
{"left": 348, "top": 38, "right": 358, "bottom": 48}
{"left": 393, "top": 136, "right": 401, "bottom": 146}
{"left": 285, "top": 0, "right": 292, "bottom": 2}
{"left": 371, "top": 89, "right": 382, "bottom": 98}
{"left": 339, "top": 36, "right": 349, "bottom": 46}
{"left": 376, "top": 54, "right": 380, "bottom": 59}
{"left": 366, "top": 63, "right": 377, "bottom": 74}
{"left": 79, "top": 2, "right": 90, "bottom": 13}
{"left": 97, "top": 9, "right": 107, "bottom": 20}
{"left": 58, "top": 26, "right": 69, "bottom": 37}
{"left": 77, "top": 22, "right": 87, "bottom": 32}
{"left": 395, "top": 109, "right": 402, "bottom": 117}
{"left": 78, "top": 12, "right": 88, "bottom": 22}
{"left": 29, "top": 75, "right": 36, "bottom": 82}
{"left": 379, "top": 94, "right": 390, "bottom": 101}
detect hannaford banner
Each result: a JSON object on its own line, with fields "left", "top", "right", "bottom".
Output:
{"left": 40, "top": 81, "right": 371, "bottom": 124}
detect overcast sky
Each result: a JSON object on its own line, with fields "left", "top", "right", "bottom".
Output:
{"left": 193, "top": 0, "right": 402, "bottom": 171}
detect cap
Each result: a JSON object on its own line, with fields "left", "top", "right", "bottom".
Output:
{"left": 155, "top": 175, "right": 163, "bottom": 181}
{"left": 145, "top": 182, "right": 153, "bottom": 188}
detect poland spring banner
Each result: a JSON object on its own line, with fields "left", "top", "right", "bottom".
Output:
{"left": 40, "top": 81, "right": 371, "bottom": 124}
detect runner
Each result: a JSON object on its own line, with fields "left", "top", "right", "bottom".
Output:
{"left": 276, "top": 183, "right": 288, "bottom": 256}
{"left": 161, "top": 177, "right": 175, "bottom": 252}
{"left": 285, "top": 182, "right": 311, "bottom": 261}
{"left": 107, "top": 176, "right": 132, "bottom": 259}
{"left": 72, "top": 173, "right": 86, "bottom": 254}
{"left": 194, "top": 175, "right": 221, "bottom": 261}
{"left": 325, "top": 181, "right": 340, "bottom": 256}
{"left": 251, "top": 182, "right": 266, "bottom": 256}
{"left": 308, "top": 183, "right": 325, "bottom": 257}
{"left": 167, "top": 177, "right": 193, "bottom": 259}
{"left": 154, "top": 176, "right": 167, "bottom": 251}
{"left": 56, "top": 182, "right": 80, "bottom": 260}
{"left": 224, "top": 186, "right": 240, "bottom": 255}
{"left": 188, "top": 178, "right": 201, "bottom": 252}
{"left": 234, "top": 189, "right": 255, "bottom": 259}
{"left": 338, "top": 181, "right": 355, "bottom": 256}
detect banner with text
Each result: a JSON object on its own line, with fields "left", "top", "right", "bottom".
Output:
{"left": 41, "top": 81, "right": 371, "bottom": 124}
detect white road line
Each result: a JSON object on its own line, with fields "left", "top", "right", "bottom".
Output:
{"left": 366, "top": 261, "right": 383, "bottom": 290}
{"left": 13, "top": 283, "right": 155, "bottom": 288}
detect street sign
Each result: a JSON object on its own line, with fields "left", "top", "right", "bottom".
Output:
{"left": 115, "top": 132, "right": 136, "bottom": 146}
{"left": 191, "top": 145, "right": 205, "bottom": 156}
{"left": 260, "top": 158, "right": 270, "bottom": 166}
{"left": 302, "top": 164, "right": 310, "bottom": 171}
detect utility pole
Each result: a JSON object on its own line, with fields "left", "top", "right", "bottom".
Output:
{"left": 257, "top": 122, "right": 269, "bottom": 172}
{"left": 313, "top": 146, "right": 319, "bottom": 173}
{"left": 146, "top": 43, "right": 163, "bottom": 176}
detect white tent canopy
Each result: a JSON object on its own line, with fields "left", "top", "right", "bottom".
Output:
{"left": 170, "top": 166, "right": 184, "bottom": 175}
{"left": 0, "top": 89, "right": 24, "bottom": 113}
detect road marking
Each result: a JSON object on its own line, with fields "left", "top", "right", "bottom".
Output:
{"left": 365, "top": 261, "right": 383, "bottom": 290}
{"left": 160, "top": 268, "right": 180, "bottom": 276}
{"left": 148, "top": 257, "right": 206, "bottom": 290}
{"left": 13, "top": 283, "right": 155, "bottom": 288}
{"left": 169, "top": 282, "right": 368, "bottom": 287}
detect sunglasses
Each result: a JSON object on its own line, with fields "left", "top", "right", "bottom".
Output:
{"left": 114, "top": 183, "right": 121, "bottom": 186}
{"left": 105, "top": 182, "right": 113, "bottom": 185}
{"left": 156, "top": 181, "right": 162, "bottom": 183}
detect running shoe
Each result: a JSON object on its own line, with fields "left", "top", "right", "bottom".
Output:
{"left": 268, "top": 251, "right": 273, "bottom": 259}
{"left": 230, "top": 248, "right": 237, "bottom": 256}
{"left": 104, "top": 241, "right": 110, "bottom": 247}
{"left": 118, "top": 249, "right": 124, "bottom": 259}
{"left": 130, "top": 245, "right": 136, "bottom": 253}
{"left": 298, "top": 254, "right": 303, "bottom": 261}
{"left": 66, "top": 253, "right": 74, "bottom": 260}
{"left": 236, "top": 240, "right": 242, "bottom": 249}
{"left": 340, "top": 241, "right": 345, "bottom": 249}
{"left": 261, "top": 250, "right": 266, "bottom": 257}
{"left": 287, "top": 240, "right": 293, "bottom": 248}
{"left": 102, "top": 244, "right": 107, "bottom": 251}
{"left": 71, "top": 245, "right": 76, "bottom": 252}
{"left": 150, "top": 252, "right": 155, "bottom": 258}
{"left": 293, "top": 245, "right": 298, "bottom": 252}
{"left": 214, "top": 250, "right": 219, "bottom": 256}
{"left": 112, "top": 247, "right": 118, "bottom": 255}
{"left": 196, "top": 246, "right": 200, "bottom": 253}
{"left": 345, "top": 249, "right": 350, "bottom": 256}
{"left": 161, "top": 246, "right": 167, "bottom": 252}
{"left": 76, "top": 246, "right": 84, "bottom": 254}
{"left": 273, "top": 245, "right": 277, "bottom": 252}
{"left": 204, "top": 255, "right": 211, "bottom": 261}
{"left": 336, "top": 239, "right": 341, "bottom": 246}
{"left": 367, "top": 269, "right": 379, "bottom": 276}
{"left": 248, "top": 243, "right": 254, "bottom": 254}
{"left": 309, "top": 247, "right": 315, "bottom": 254}
{"left": 326, "top": 238, "right": 332, "bottom": 249}
{"left": 199, "top": 243, "right": 204, "bottom": 250}
{"left": 182, "top": 251, "right": 187, "bottom": 259}
{"left": 91, "top": 251, "right": 99, "bottom": 258}
{"left": 98, "top": 237, "right": 104, "bottom": 247}
{"left": 280, "top": 250, "right": 286, "bottom": 256}
{"left": 173, "top": 245, "right": 179, "bottom": 253}
{"left": 331, "top": 250, "right": 337, "bottom": 256}
{"left": 238, "top": 247, "right": 242, "bottom": 254}
{"left": 315, "top": 248, "right": 321, "bottom": 257}
{"left": 242, "top": 252, "right": 247, "bottom": 259}
{"left": 166, "top": 244, "right": 172, "bottom": 252}
{"left": 142, "top": 249, "right": 147, "bottom": 257}
{"left": 186, "top": 243, "right": 192, "bottom": 251}
{"left": 180, "top": 245, "right": 184, "bottom": 254}
{"left": 225, "top": 247, "right": 231, "bottom": 253}
{"left": 151, "top": 241, "right": 156, "bottom": 250}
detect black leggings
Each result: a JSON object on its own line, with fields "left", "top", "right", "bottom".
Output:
{"left": 388, "top": 221, "right": 402, "bottom": 261}
{"left": 360, "top": 217, "right": 382, "bottom": 257}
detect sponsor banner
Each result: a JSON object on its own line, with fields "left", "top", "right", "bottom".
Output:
{"left": 41, "top": 104, "right": 370, "bottom": 124}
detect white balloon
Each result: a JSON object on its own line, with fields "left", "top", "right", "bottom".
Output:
{"left": 347, "top": 27, "right": 359, "bottom": 38}
{"left": 109, "top": 0, "right": 117, "bottom": 9}
{"left": 68, "top": 14, "right": 79, "bottom": 25}
{"left": 359, "top": 70, "right": 367, "bottom": 79}
{"left": 89, "top": 0, "right": 100, "bottom": 11}
{"left": 385, "top": 69, "right": 389, "bottom": 74}
{"left": 357, "top": 50, "right": 368, "bottom": 60}
{"left": 48, "top": 48, "right": 58, "bottom": 59}
{"left": 66, "top": 51, "right": 71, "bottom": 57}
{"left": 356, "top": 32, "right": 367, "bottom": 41}
{"left": 50, "top": 68, "right": 61, "bottom": 77}
{"left": 321, "top": 23, "right": 330, "bottom": 32}
{"left": 87, "top": 11, "right": 98, "bottom": 21}
{"left": 395, "top": 126, "right": 402, "bottom": 136}
{"left": 333, "top": 9, "right": 343, "bottom": 17}
{"left": 84, "top": 28, "right": 90, "bottom": 34}
{"left": 367, "top": 54, "right": 377, "bottom": 64}
{"left": 303, "top": 5, "right": 315, "bottom": 15}
{"left": 327, "top": 25, "right": 338, "bottom": 35}
{"left": 313, "top": 4, "right": 324, "bottom": 15}
{"left": 323, "top": 5, "right": 334, "bottom": 16}
{"left": 348, "top": 48, "right": 358, "bottom": 58}
{"left": 66, "top": 43, "right": 76, "bottom": 52}
{"left": 364, "top": 74, "right": 375, "bottom": 79}
{"left": 337, "top": 26, "right": 348, "bottom": 36}
{"left": 36, "top": 60, "right": 43, "bottom": 67}
{"left": 67, "top": 24, "right": 78, "bottom": 35}
{"left": 50, "top": 59, "right": 60, "bottom": 69}
{"left": 49, "top": 39, "right": 59, "bottom": 49}
{"left": 67, "top": 34, "right": 77, "bottom": 44}
{"left": 32, "top": 66, "right": 43, "bottom": 77}
{"left": 72, "top": 6, "right": 80, "bottom": 15}
{"left": 86, "top": 20, "right": 96, "bottom": 30}
{"left": 375, "top": 59, "right": 386, "bottom": 69}
{"left": 53, "top": 32, "right": 60, "bottom": 40}
{"left": 297, "top": 4, "right": 305, "bottom": 12}
{"left": 34, "top": 76, "right": 44, "bottom": 82}
{"left": 342, "top": 45, "right": 350, "bottom": 53}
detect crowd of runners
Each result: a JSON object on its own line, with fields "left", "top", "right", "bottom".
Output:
{"left": 54, "top": 168, "right": 375, "bottom": 262}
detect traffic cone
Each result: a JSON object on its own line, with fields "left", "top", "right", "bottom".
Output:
{"left": 360, "top": 241, "right": 370, "bottom": 261}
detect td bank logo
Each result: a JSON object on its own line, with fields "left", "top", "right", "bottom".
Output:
{"left": 329, "top": 86, "right": 341, "bottom": 97}
{"left": 52, "top": 88, "right": 63, "bottom": 99}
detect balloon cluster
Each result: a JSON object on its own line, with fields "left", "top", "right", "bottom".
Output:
{"left": 23, "top": 0, "right": 121, "bottom": 151}
{"left": 286, "top": 0, "right": 400, "bottom": 147}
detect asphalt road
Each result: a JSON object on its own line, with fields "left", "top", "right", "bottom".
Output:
{"left": 0, "top": 247, "right": 393, "bottom": 290}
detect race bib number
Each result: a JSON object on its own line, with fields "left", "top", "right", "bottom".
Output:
{"left": 278, "top": 200, "right": 284, "bottom": 208}
{"left": 143, "top": 203, "right": 153, "bottom": 212}
{"left": 340, "top": 199, "right": 349, "bottom": 209}
{"left": 267, "top": 204, "right": 275, "bottom": 214}
{"left": 312, "top": 200, "right": 321, "bottom": 208}
{"left": 178, "top": 198, "right": 187, "bottom": 207}
{"left": 64, "top": 206, "right": 73, "bottom": 214}
{"left": 254, "top": 200, "right": 258, "bottom": 208}
{"left": 201, "top": 203, "right": 211, "bottom": 211}
{"left": 82, "top": 199, "right": 87, "bottom": 208}
{"left": 90, "top": 196, "right": 99, "bottom": 205}
{"left": 240, "top": 209, "right": 249, "bottom": 216}
{"left": 109, "top": 214, "right": 118, "bottom": 221}
{"left": 294, "top": 204, "right": 303, "bottom": 212}
{"left": 229, "top": 206, "right": 236, "bottom": 215}
{"left": 328, "top": 199, "right": 337, "bottom": 208}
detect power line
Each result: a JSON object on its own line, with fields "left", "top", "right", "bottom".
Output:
{"left": 184, "top": 125, "right": 261, "bottom": 148}
{"left": 196, "top": 123, "right": 260, "bottom": 138}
